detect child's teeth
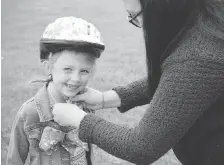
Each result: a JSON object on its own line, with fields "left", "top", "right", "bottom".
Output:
{"left": 67, "top": 84, "right": 76, "bottom": 88}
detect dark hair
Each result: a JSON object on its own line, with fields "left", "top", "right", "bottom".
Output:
{"left": 40, "top": 42, "right": 102, "bottom": 62}
{"left": 140, "top": 0, "right": 224, "bottom": 98}
{"left": 200, "top": 1, "right": 224, "bottom": 39}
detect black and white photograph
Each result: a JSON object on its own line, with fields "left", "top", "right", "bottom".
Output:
{"left": 2, "top": 0, "right": 224, "bottom": 165}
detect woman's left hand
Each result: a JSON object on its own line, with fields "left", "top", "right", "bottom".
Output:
{"left": 52, "top": 103, "right": 87, "bottom": 127}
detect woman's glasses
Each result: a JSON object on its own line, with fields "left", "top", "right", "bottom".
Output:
{"left": 127, "top": 10, "right": 144, "bottom": 28}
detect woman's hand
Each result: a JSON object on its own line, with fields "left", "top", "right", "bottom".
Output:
{"left": 52, "top": 103, "right": 87, "bottom": 127}
{"left": 72, "top": 87, "right": 122, "bottom": 110}
{"left": 71, "top": 87, "right": 104, "bottom": 110}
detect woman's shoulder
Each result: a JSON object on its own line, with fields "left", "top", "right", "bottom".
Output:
{"left": 163, "top": 16, "right": 224, "bottom": 69}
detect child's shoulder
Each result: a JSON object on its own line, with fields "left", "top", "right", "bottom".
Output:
{"left": 16, "top": 97, "right": 40, "bottom": 123}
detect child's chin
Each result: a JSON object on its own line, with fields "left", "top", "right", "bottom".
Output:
{"left": 63, "top": 91, "right": 79, "bottom": 98}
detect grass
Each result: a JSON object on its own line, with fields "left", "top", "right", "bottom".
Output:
{"left": 2, "top": 0, "right": 181, "bottom": 164}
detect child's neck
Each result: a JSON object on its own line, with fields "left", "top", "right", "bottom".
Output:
{"left": 48, "top": 82, "right": 67, "bottom": 103}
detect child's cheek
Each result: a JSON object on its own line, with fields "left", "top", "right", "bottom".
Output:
{"left": 82, "top": 76, "right": 90, "bottom": 86}
{"left": 63, "top": 74, "right": 72, "bottom": 82}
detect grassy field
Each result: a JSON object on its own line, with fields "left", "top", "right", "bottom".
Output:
{"left": 2, "top": 0, "right": 181, "bottom": 164}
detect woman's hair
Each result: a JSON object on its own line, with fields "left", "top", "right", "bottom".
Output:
{"left": 200, "top": 1, "right": 224, "bottom": 39}
{"left": 140, "top": 0, "right": 224, "bottom": 98}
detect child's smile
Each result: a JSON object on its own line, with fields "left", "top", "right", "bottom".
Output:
{"left": 65, "top": 82, "right": 81, "bottom": 91}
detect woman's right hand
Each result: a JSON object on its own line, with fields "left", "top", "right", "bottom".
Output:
{"left": 72, "top": 87, "right": 104, "bottom": 110}
{"left": 72, "top": 87, "right": 122, "bottom": 110}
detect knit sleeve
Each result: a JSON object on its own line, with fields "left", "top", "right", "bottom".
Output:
{"left": 79, "top": 55, "right": 224, "bottom": 164}
{"left": 112, "top": 77, "right": 151, "bottom": 113}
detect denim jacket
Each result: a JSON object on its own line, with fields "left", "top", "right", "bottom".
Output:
{"left": 6, "top": 84, "right": 92, "bottom": 165}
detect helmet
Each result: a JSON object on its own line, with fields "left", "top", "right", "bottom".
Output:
{"left": 40, "top": 16, "right": 105, "bottom": 60}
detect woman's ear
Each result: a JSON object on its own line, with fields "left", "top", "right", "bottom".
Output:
{"left": 43, "top": 60, "right": 51, "bottom": 75}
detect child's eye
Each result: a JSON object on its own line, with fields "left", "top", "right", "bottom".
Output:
{"left": 64, "top": 68, "right": 72, "bottom": 72}
{"left": 81, "top": 70, "right": 90, "bottom": 74}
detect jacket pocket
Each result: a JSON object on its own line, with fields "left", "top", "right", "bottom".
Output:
{"left": 26, "top": 127, "right": 42, "bottom": 151}
{"left": 26, "top": 126, "right": 56, "bottom": 165}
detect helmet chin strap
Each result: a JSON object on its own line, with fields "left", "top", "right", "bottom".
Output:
{"left": 64, "top": 89, "right": 84, "bottom": 104}
{"left": 63, "top": 93, "right": 79, "bottom": 104}
{"left": 48, "top": 82, "right": 68, "bottom": 104}
{"left": 64, "top": 96, "right": 72, "bottom": 103}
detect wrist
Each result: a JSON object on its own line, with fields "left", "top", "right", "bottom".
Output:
{"left": 102, "top": 90, "right": 121, "bottom": 108}
{"left": 102, "top": 92, "right": 105, "bottom": 109}
{"left": 77, "top": 111, "right": 87, "bottom": 128}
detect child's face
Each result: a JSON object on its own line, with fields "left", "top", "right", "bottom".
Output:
{"left": 50, "top": 50, "right": 95, "bottom": 99}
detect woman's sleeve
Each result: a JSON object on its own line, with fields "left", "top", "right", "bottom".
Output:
{"left": 112, "top": 77, "right": 151, "bottom": 113}
{"left": 6, "top": 108, "right": 29, "bottom": 165}
{"left": 79, "top": 56, "right": 224, "bottom": 164}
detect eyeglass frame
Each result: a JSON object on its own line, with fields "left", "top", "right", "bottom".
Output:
{"left": 127, "top": 9, "right": 144, "bottom": 28}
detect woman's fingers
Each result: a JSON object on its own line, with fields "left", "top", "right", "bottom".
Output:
{"left": 71, "top": 93, "right": 87, "bottom": 102}
{"left": 87, "top": 104, "right": 102, "bottom": 110}
{"left": 71, "top": 87, "right": 103, "bottom": 109}
{"left": 77, "top": 101, "right": 102, "bottom": 110}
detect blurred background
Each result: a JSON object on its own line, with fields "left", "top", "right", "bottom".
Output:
{"left": 1, "top": 0, "right": 181, "bottom": 164}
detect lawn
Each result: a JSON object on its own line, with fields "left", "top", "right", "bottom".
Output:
{"left": 1, "top": 0, "right": 181, "bottom": 164}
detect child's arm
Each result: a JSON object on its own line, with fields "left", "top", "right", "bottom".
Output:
{"left": 6, "top": 108, "right": 29, "bottom": 165}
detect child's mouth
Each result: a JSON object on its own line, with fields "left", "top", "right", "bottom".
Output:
{"left": 65, "top": 83, "right": 80, "bottom": 90}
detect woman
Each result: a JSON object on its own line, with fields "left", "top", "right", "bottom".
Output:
{"left": 53, "top": 0, "right": 224, "bottom": 164}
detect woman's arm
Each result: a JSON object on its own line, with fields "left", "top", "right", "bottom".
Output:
{"left": 79, "top": 55, "right": 224, "bottom": 164}
{"left": 72, "top": 77, "right": 151, "bottom": 112}
{"left": 112, "top": 77, "right": 151, "bottom": 113}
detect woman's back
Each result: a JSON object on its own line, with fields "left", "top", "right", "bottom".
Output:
{"left": 174, "top": 96, "right": 224, "bottom": 165}
{"left": 162, "top": 9, "right": 224, "bottom": 164}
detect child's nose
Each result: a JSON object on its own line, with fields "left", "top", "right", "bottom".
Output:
{"left": 70, "top": 72, "right": 81, "bottom": 82}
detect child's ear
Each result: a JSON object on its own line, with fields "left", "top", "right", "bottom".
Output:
{"left": 43, "top": 60, "right": 51, "bottom": 75}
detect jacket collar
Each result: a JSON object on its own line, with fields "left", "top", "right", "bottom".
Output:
{"left": 34, "top": 84, "right": 54, "bottom": 122}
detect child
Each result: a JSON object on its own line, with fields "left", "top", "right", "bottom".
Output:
{"left": 6, "top": 16, "right": 105, "bottom": 165}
